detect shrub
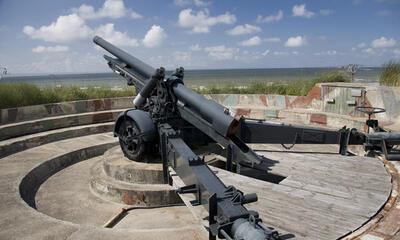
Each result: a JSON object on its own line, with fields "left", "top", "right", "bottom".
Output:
{"left": 0, "top": 84, "right": 134, "bottom": 109}
{"left": 380, "top": 61, "right": 400, "bottom": 87}
{"left": 195, "top": 70, "right": 349, "bottom": 96}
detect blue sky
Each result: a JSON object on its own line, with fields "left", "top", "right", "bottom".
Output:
{"left": 0, "top": 0, "right": 399, "bottom": 74}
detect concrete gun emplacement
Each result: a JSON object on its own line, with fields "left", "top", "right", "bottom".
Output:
{"left": 93, "top": 36, "right": 399, "bottom": 240}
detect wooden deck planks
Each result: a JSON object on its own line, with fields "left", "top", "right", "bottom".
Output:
{"left": 209, "top": 144, "right": 392, "bottom": 239}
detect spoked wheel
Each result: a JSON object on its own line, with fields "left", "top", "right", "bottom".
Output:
{"left": 118, "top": 118, "right": 146, "bottom": 161}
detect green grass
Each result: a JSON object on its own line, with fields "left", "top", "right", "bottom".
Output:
{"left": 379, "top": 61, "right": 400, "bottom": 87}
{"left": 0, "top": 84, "right": 134, "bottom": 109}
{"left": 0, "top": 71, "right": 349, "bottom": 109}
{"left": 195, "top": 70, "right": 349, "bottom": 96}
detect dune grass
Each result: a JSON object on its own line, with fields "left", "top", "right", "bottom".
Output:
{"left": 0, "top": 71, "right": 349, "bottom": 109}
{"left": 0, "top": 84, "right": 134, "bottom": 109}
{"left": 379, "top": 61, "right": 400, "bottom": 87}
{"left": 195, "top": 70, "right": 349, "bottom": 96}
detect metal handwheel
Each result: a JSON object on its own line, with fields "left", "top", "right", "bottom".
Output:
{"left": 356, "top": 106, "right": 386, "bottom": 133}
{"left": 355, "top": 106, "right": 386, "bottom": 120}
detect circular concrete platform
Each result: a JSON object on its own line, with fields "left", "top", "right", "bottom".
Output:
{"left": 0, "top": 132, "right": 396, "bottom": 240}
{"left": 8, "top": 135, "right": 207, "bottom": 240}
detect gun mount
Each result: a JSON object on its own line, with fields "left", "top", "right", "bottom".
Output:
{"left": 93, "top": 36, "right": 399, "bottom": 239}
{"left": 94, "top": 36, "right": 280, "bottom": 240}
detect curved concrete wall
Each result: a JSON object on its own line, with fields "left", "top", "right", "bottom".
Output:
{"left": 0, "top": 97, "right": 133, "bottom": 125}
{"left": 1, "top": 84, "right": 398, "bottom": 131}
{"left": 19, "top": 142, "right": 116, "bottom": 208}
{"left": 207, "top": 84, "right": 400, "bottom": 131}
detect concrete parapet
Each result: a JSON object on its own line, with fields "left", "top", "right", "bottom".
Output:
{"left": 0, "top": 122, "right": 113, "bottom": 159}
{"left": 0, "top": 97, "right": 132, "bottom": 125}
{"left": 0, "top": 109, "right": 122, "bottom": 141}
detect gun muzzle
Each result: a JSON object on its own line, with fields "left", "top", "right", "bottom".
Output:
{"left": 93, "top": 36, "right": 155, "bottom": 80}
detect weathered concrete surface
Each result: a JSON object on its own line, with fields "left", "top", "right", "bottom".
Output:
{"left": 0, "top": 97, "right": 133, "bottom": 125}
{"left": 102, "top": 147, "right": 164, "bottom": 184}
{"left": 90, "top": 147, "right": 182, "bottom": 206}
{"left": 0, "top": 122, "right": 113, "bottom": 159}
{"left": 90, "top": 158, "right": 182, "bottom": 206}
{"left": 36, "top": 155, "right": 199, "bottom": 231}
{"left": 0, "top": 134, "right": 206, "bottom": 240}
{"left": 208, "top": 84, "right": 400, "bottom": 131}
{"left": 0, "top": 109, "right": 122, "bottom": 141}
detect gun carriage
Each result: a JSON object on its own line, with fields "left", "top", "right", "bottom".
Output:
{"left": 93, "top": 36, "right": 399, "bottom": 240}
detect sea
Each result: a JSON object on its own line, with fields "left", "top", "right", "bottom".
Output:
{"left": 0, "top": 67, "right": 382, "bottom": 88}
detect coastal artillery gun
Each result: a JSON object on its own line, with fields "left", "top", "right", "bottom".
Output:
{"left": 94, "top": 36, "right": 280, "bottom": 240}
{"left": 93, "top": 36, "right": 399, "bottom": 239}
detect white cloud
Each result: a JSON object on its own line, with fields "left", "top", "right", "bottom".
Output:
{"left": 189, "top": 44, "right": 202, "bottom": 51}
{"left": 73, "top": 0, "right": 142, "bottom": 20}
{"left": 142, "top": 25, "right": 166, "bottom": 48}
{"left": 32, "top": 45, "right": 69, "bottom": 53}
{"left": 239, "top": 36, "right": 262, "bottom": 46}
{"left": 315, "top": 50, "right": 337, "bottom": 56}
{"left": 226, "top": 24, "right": 261, "bottom": 36}
{"left": 319, "top": 9, "right": 332, "bottom": 16}
{"left": 357, "top": 42, "right": 367, "bottom": 48}
{"left": 265, "top": 37, "right": 280, "bottom": 43}
{"left": 285, "top": 36, "right": 306, "bottom": 47}
{"left": 262, "top": 50, "right": 270, "bottom": 56}
{"left": 204, "top": 45, "right": 237, "bottom": 60}
{"left": 273, "top": 51, "right": 289, "bottom": 56}
{"left": 23, "top": 14, "right": 92, "bottom": 43}
{"left": 292, "top": 4, "right": 315, "bottom": 18}
{"left": 95, "top": 23, "right": 139, "bottom": 47}
{"left": 393, "top": 49, "right": 400, "bottom": 55}
{"left": 178, "top": 8, "right": 236, "bottom": 33}
{"left": 173, "top": 51, "right": 191, "bottom": 62}
{"left": 371, "top": 37, "right": 396, "bottom": 48}
{"left": 256, "top": 10, "right": 284, "bottom": 23}
{"left": 174, "top": 0, "right": 209, "bottom": 7}
{"left": 362, "top": 48, "right": 375, "bottom": 54}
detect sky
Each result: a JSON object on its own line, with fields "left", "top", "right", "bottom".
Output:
{"left": 0, "top": 0, "right": 399, "bottom": 74}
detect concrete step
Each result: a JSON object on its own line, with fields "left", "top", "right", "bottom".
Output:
{"left": 0, "top": 109, "right": 124, "bottom": 141}
{"left": 90, "top": 155, "right": 182, "bottom": 206}
{"left": 102, "top": 147, "right": 164, "bottom": 184}
{"left": 0, "top": 122, "right": 114, "bottom": 159}
{"left": 0, "top": 97, "right": 133, "bottom": 125}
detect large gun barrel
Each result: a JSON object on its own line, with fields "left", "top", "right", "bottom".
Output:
{"left": 93, "top": 36, "right": 239, "bottom": 138}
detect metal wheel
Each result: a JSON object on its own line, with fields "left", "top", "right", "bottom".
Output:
{"left": 355, "top": 106, "right": 386, "bottom": 119}
{"left": 118, "top": 118, "right": 146, "bottom": 161}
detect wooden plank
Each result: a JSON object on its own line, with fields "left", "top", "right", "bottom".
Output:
{"left": 216, "top": 169, "right": 366, "bottom": 240}
{"left": 190, "top": 143, "right": 393, "bottom": 240}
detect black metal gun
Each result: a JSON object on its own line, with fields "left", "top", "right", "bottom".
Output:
{"left": 94, "top": 36, "right": 280, "bottom": 240}
{"left": 94, "top": 36, "right": 399, "bottom": 239}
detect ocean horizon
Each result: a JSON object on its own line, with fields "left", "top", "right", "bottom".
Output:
{"left": 0, "top": 67, "right": 382, "bottom": 88}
